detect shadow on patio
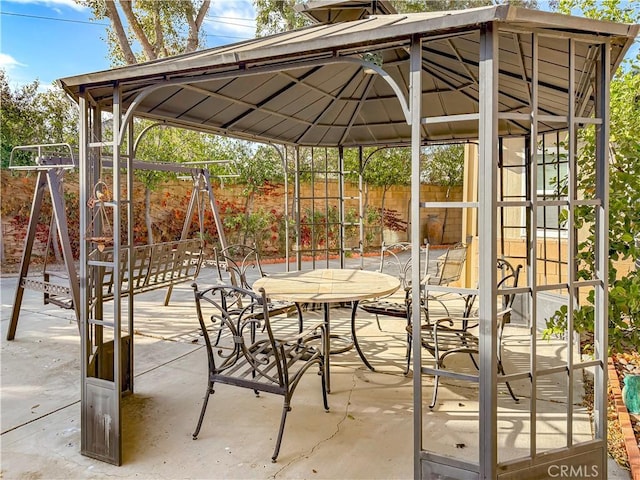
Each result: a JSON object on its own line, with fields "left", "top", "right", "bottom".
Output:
{"left": 0, "top": 265, "right": 605, "bottom": 479}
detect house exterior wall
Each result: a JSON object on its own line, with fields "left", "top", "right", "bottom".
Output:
{"left": 461, "top": 143, "right": 635, "bottom": 292}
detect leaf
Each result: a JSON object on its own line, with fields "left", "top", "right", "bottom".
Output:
{"left": 621, "top": 233, "right": 634, "bottom": 243}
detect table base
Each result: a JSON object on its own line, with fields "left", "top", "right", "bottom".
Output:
{"left": 298, "top": 300, "right": 375, "bottom": 393}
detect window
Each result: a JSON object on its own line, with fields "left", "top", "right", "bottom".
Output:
{"left": 536, "top": 132, "right": 569, "bottom": 238}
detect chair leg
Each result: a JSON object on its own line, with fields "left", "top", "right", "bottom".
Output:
{"left": 429, "top": 374, "right": 440, "bottom": 409}
{"left": 498, "top": 360, "right": 519, "bottom": 403}
{"left": 192, "top": 381, "right": 214, "bottom": 439}
{"left": 469, "top": 353, "right": 479, "bottom": 370}
{"left": 272, "top": 399, "right": 291, "bottom": 463}
{"left": 375, "top": 314, "right": 382, "bottom": 330}
{"left": 429, "top": 351, "right": 446, "bottom": 409}
{"left": 504, "top": 380, "right": 519, "bottom": 403}
{"left": 405, "top": 332, "right": 412, "bottom": 375}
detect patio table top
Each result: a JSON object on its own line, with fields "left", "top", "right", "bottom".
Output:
{"left": 253, "top": 268, "right": 400, "bottom": 304}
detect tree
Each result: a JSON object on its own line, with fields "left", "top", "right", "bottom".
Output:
{"left": 0, "top": 71, "right": 77, "bottom": 168}
{"left": 560, "top": 59, "right": 640, "bottom": 351}
{"left": 361, "top": 148, "right": 411, "bottom": 243}
{"left": 421, "top": 144, "right": 464, "bottom": 187}
{"left": 132, "top": 123, "right": 228, "bottom": 243}
{"left": 252, "top": 0, "right": 541, "bottom": 37}
{"left": 1, "top": 71, "right": 79, "bottom": 263}
{"left": 78, "top": 0, "right": 210, "bottom": 66}
{"left": 254, "top": 0, "right": 309, "bottom": 37}
{"left": 421, "top": 144, "right": 465, "bottom": 244}
{"left": 78, "top": 0, "right": 217, "bottom": 243}
{"left": 557, "top": 0, "right": 638, "bottom": 23}
{"left": 393, "top": 0, "right": 540, "bottom": 13}
{"left": 225, "top": 143, "right": 284, "bottom": 247}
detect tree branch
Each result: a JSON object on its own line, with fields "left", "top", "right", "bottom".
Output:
{"left": 104, "top": 0, "right": 137, "bottom": 65}
{"left": 118, "top": 0, "right": 157, "bottom": 61}
{"left": 152, "top": 2, "right": 166, "bottom": 58}
{"left": 185, "top": 0, "right": 210, "bottom": 53}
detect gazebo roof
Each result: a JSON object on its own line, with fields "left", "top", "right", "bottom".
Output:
{"left": 58, "top": 5, "right": 638, "bottom": 147}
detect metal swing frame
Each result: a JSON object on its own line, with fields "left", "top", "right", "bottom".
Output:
{"left": 6, "top": 144, "right": 228, "bottom": 341}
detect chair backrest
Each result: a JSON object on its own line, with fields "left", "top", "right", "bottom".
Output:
{"left": 496, "top": 258, "right": 522, "bottom": 322}
{"left": 214, "top": 244, "right": 266, "bottom": 289}
{"left": 192, "top": 283, "right": 286, "bottom": 386}
{"left": 424, "top": 242, "right": 468, "bottom": 286}
{"left": 377, "top": 241, "right": 413, "bottom": 289}
{"left": 461, "top": 258, "right": 522, "bottom": 320}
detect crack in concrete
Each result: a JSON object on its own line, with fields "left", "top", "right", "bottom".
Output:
{"left": 270, "top": 369, "right": 358, "bottom": 479}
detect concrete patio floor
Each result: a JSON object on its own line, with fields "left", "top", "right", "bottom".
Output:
{"left": 0, "top": 261, "right": 632, "bottom": 479}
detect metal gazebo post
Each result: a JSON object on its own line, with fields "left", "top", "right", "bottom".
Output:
{"left": 477, "top": 22, "right": 499, "bottom": 480}
{"left": 409, "top": 33, "right": 423, "bottom": 479}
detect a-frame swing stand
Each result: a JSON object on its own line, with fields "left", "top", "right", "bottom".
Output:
{"left": 7, "top": 146, "right": 80, "bottom": 340}
{"left": 7, "top": 145, "right": 228, "bottom": 341}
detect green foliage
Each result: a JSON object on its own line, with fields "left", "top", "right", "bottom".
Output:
{"left": 252, "top": 0, "right": 542, "bottom": 38}
{"left": 296, "top": 204, "right": 405, "bottom": 252}
{"left": 254, "top": 0, "right": 310, "bottom": 36}
{"left": 362, "top": 148, "right": 411, "bottom": 189}
{"left": 360, "top": 148, "right": 411, "bottom": 242}
{"left": 392, "top": 0, "right": 539, "bottom": 13}
{"left": 421, "top": 144, "right": 465, "bottom": 186}
{"left": 544, "top": 60, "right": 640, "bottom": 351}
{"left": 224, "top": 208, "right": 276, "bottom": 248}
{"left": 0, "top": 72, "right": 78, "bottom": 168}
{"left": 132, "top": 123, "right": 259, "bottom": 242}
{"left": 543, "top": 0, "right": 640, "bottom": 352}
{"left": 134, "top": 122, "right": 228, "bottom": 170}
{"left": 556, "top": 0, "right": 639, "bottom": 23}
{"left": 292, "top": 147, "right": 341, "bottom": 183}
{"left": 78, "top": 0, "right": 209, "bottom": 66}
{"left": 231, "top": 144, "right": 285, "bottom": 194}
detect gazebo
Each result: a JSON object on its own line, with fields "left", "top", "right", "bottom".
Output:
{"left": 56, "top": 2, "right": 638, "bottom": 478}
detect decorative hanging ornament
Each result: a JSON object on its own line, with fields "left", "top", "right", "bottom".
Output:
{"left": 84, "top": 180, "right": 113, "bottom": 252}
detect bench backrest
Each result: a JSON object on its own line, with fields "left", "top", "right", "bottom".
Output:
{"left": 90, "top": 239, "right": 203, "bottom": 300}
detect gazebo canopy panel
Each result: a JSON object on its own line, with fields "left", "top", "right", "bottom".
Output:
{"left": 59, "top": 5, "right": 638, "bottom": 147}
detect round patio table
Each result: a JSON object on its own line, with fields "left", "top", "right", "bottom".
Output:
{"left": 253, "top": 268, "right": 400, "bottom": 392}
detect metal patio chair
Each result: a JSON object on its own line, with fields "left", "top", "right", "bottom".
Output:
{"left": 412, "top": 258, "right": 522, "bottom": 409}
{"left": 213, "top": 243, "right": 267, "bottom": 289}
{"left": 358, "top": 241, "right": 413, "bottom": 373}
{"left": 421, "top": 241, "right": 468, "bottom": 317}
{"left": 191, "top": 283, "right": 329, "bottom": 463}
{"left": 358, "top": 241, "right": 468, "bottom": 374}
{"left": 359, "top": 241, "right": 413, "bottom": 328}
{"left": 214, "top": 243, "right": 300, "bottom": 326}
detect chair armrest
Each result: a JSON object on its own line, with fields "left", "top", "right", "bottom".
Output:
{"left": 430, "top": 316, "right": 468, "bottom": 334}
{"left": 448, "top": 308, "right": 513, "bottom": 331}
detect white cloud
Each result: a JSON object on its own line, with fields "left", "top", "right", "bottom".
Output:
{"left": 0, "top": 55, "right": 56, "bottom": 92}
{"left": 205, "top": 0, "right": 256, "bottom": 39}
{"left": 0, "top": 53, "right": 27, "bottom": 70}
{"left": 0, "top": 56, "right": 39, "bottom": 91}
{"left": 5, "top": 0, "right": 86, "bottom": 12}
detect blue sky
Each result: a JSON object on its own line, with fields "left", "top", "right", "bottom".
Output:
{"left": 0, "top": 0, "right": 256, "bottom": 89}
